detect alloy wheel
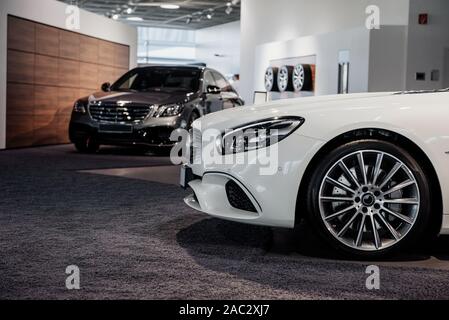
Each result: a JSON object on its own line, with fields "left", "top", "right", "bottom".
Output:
{"left": 318, "top": 150, "right": 420, "bottom": 251}
{"left": 277, "top": 66, "right": 290, "bottom": 92}
{"left": 264, "top": 67, "right": 276, "bottom": 91}
{"left": 293, "top": 65, "right": 305, "bottom": 91}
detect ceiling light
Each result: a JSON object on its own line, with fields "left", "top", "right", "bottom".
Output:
{"left": 231, "top": 0, "right": 240, "bottom": 5}
{"left": 112, "top": 14, "right": 120, "bottom": 20}
{"left": 126, "top": 16, "right": 143, "bottom": 21}
{"left": 160, "top": 4, "right": 180, "bottom": 10}
{"left": 186, "top": 16, "right": 192, "bottom": 24}
{"left": 225, "top": 6, "right": 233, "bottom": 15}
{"left": 126, "top": 8, "right": 134, "bottom": 14}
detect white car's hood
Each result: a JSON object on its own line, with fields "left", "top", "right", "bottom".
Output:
{"left": 198, "top": 92, "right": 395, "bottom": 131}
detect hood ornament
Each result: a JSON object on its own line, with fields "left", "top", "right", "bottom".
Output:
{"left": 117, "top": 101, "right": 132, "bottom": 107}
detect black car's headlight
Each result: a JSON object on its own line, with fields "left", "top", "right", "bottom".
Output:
{"left": 155, "top": 103, "right": 185, "bottom": 117}
{"left": 222, "top": 117, "right": 305, "bottom": 154}
{"left": 73, "top": 100, "right": 87, "bottom": 114}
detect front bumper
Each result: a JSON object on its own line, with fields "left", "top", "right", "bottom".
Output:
{"left": 183, "top": 133, "right": 325, "bottom": 228}
{"left": 69, "top": 114, "right": 182, "bottom": 147}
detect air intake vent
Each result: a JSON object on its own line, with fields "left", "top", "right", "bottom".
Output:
{"left": 225, "top": 180, "right": 257, "bottom": 213}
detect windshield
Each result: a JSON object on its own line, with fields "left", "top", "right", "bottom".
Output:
{"left": 112, "top": 68, "right": 201, "bottom": 93}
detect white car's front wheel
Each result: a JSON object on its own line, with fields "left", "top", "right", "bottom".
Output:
{"left": 306, "top": 140, "right": 432, "bottom": 259}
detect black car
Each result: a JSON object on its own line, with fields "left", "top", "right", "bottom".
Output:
{"left": 69, "top": 65, "right": 244, "bottom": 153}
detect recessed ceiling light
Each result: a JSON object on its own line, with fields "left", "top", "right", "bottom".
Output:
{"left": 112, "top": 14, "right": 120, "bottom": 20}
{"left": 160, "top": 4, "right": 180, "bottom": 10}
{"left": 126, "top": 8, "right": 134, "bottom": 14}
{"left": 126, "top": 16, "right": 143, "bottom": 21}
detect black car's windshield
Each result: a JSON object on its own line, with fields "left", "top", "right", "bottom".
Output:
{"left": 112, "top": 68, "right": 201, "bottom": 93}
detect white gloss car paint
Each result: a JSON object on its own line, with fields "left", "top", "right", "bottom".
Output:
{"left": 184, "top": 91, "right": 449, "bottom": 234}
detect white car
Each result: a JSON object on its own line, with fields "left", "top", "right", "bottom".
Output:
{"left": 181, "top": 90, "right": 449, "bottom": 258}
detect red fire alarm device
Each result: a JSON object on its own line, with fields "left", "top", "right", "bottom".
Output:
{"left": 419, "top": 13, "right": 428, "bottom": 25}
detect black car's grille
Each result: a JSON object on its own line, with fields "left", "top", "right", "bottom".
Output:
{"left": 89, "top": 103, "right": 152, "bottom": 123}
{"left": 225, "top": 180, "right": 258, "bottom": 213}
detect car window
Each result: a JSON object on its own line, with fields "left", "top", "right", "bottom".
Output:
{"left": 212, "top": 71, "right": 233, "bottom": 92}
{"left": 113, "top": 68, "right": 200, "bottom": 92}
{"left": 203, "top": 71, "right": 216, "bottom": 90}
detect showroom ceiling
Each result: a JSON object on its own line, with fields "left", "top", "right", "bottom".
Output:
{"left": 59, "top": 0, "right": 241, "bottom": 29}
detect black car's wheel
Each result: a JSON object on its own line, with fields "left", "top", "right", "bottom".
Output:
{"left": 74, "top": 137, "right": 100, "bottom": 154}
{"left": 306, "top": 140, "right": 432, "bottom": 259}
{"left": 264, "top": 67, "right": 279, "bottom": 92}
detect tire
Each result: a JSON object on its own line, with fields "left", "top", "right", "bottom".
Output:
{"left": 264, "top": 67, "right": 279, "bottom": 92}
{"left": 74, "top": 137, "right": 100, "bottom": 154}
{"left": 277, "top": 65, "right": 294, "bottom": 92}
{"left": 305, "top": 139, "right": 432, "bottom": 259}
{"left": 292, "top": 64, "right": 313, "bottom": 92}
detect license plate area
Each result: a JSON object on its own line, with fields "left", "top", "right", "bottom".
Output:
{"left": 98, "top": 124, "right": 133, "bottom": 133}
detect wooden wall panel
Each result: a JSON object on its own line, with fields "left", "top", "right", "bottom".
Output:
{"left": 58, "top": 59, "right": 80, "bottom": 88}
{"left": 98, "top": 40, "right": 115, "bottom": 66}
{"left": 60, "top": 30, "right": 80, "bottom": 60}
{"left": 80, "top": 62, "right": 98, "bottom": 90}
{"left": 57, "top": 115, "right": 71, "bottom": 143}
{"left": 7, "top": 50, "right": 35, "bottom": 84}
{"left": 80, "top": 36, "right": 99, "bottom": 64}
{"left": 7, "top": 84, "right": 34, "bottom": 116}
{"left": 98, "top": 65, "right": 115, "bottom": 85}
{"left": 35, "top": 55, "right": 59, "bottom": 86}
{"left": 58, "top": 88, "right": 80, "bottom": 116}
{"left": 6, "top": 115, "right": 34, "bottom": 148}
{"left": 8, "top": 16, "right": 35, "bottom": 52}
{"left": 36, "top": 24, "right": 59, "bottom": 56}
{"left": 35, "top": 86, "right": 58, "bottom": 116}
{"left": 6, "top": 16, "right": 130, "bottom": 148}
{"left": 34, "top": 115, "right": 60, "bottom": 145}
{"left": 115, "top": 44, "right": 130, "bottom": 69}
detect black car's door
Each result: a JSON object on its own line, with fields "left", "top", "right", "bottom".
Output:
{"left": 202, "top": 70, "right": 223, "bottom": 114}
{"left": 212, "top": 71, "right": 241, "bottom": 109}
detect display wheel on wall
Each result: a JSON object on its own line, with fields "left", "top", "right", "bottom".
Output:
{"left": 293, "top": 64, "right": 313, "bottom": 92}
{"left": 264, "top": 67, "right": 279, "bottom": 92}
{"left": 277, "top": 65, "right": 294, "bottom": 92}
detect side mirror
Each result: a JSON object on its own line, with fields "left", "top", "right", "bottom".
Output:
{"left": 101, "top": 82, "right": 111, "bottom": 92}
{"left": 206, "top": 85, "right": 221, "bottom": 94}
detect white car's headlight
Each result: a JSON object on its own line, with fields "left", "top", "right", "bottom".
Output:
{"left": 155, "top": 103, "right": 184, "bottom": 117}
{"left": 222, "top": 117, "right": 304, "bottom": 154}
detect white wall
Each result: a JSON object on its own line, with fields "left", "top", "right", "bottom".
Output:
{"left": 196, "top": 21, "right": 241, "bottom": 77}
{"left": 368, "top": 26, "right": 408, "bottom": 92}
{"left": 240, "top": 0, "right": 410, "bottom": 102}
{"left": 0, "top": 0, "right": 138, "bottom": 149}
{"left": 405, "top": 0, "right": 449, "bottom": 90}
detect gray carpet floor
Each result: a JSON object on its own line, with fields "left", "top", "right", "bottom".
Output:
{"left": 1, "top": 145, "right": 449, "bottom": 300}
